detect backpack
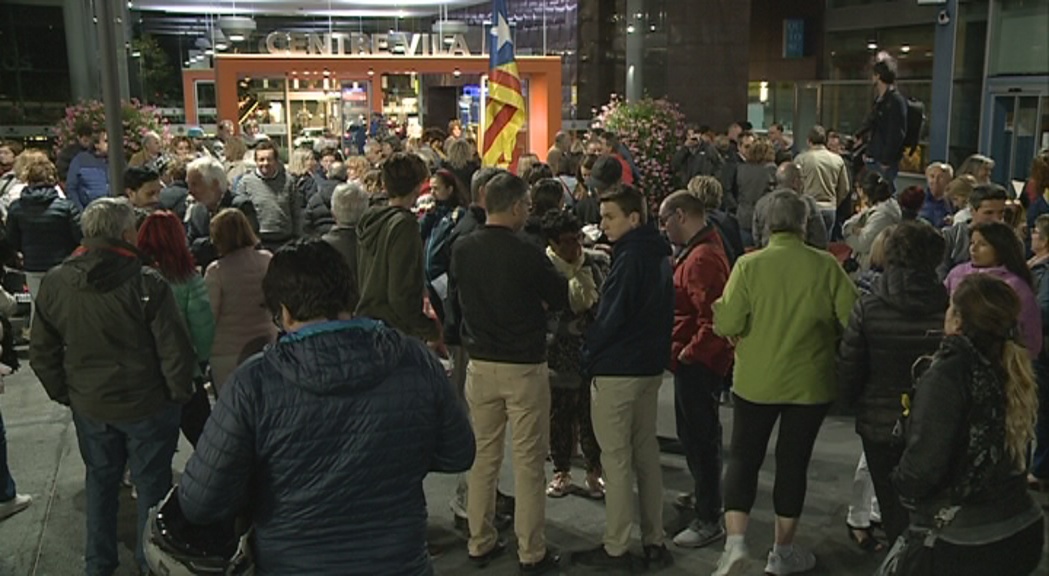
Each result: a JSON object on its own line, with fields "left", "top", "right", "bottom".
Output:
{"left": 903, "top": 97, "right": 925, "bottom": 156}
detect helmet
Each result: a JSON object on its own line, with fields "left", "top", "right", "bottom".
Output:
{"left": 144, "top": 487, "right": 247, "bottom": 575}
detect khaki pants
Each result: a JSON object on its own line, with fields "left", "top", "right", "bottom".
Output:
{"left": 591, "top": 375, "right": 665, "bottom": 555}
{"left": 466, "top": 360, "right": 550, "bottom": 563}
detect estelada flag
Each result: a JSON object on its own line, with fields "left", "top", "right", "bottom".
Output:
{"left": 482, "top": 0, "right": 526, "bottom": 169}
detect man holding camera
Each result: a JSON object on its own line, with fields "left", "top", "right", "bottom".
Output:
{"left": 673, "top": 128, "right": 723, "bottom": 187}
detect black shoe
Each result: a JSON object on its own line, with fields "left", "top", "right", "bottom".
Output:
{"left": 643, "top": 544, "right": 673, "bottom": 569}
{"left": 496, "top": 491, "right": 516, "bottom": 516}
{"left": 519, "top": 550, "right": 561, "bottom": 575}
{"left": 469, "top": 539, "right": 508, "bottom": 568}
{"left": 572, "top": 545, "right": 632, "bottom": 570}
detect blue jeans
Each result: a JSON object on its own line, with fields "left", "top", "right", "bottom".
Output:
{"left": 674, "top": 362, "right": 724, "bottom": 523}
{"left": 818, "top": 207, "right": 837, "bottom": 241}
{"left": 73, "top": 405, "right": 180, "bottom": 576}
{"left": 0, "top": 406, "right": 16, "bottom": 502}
{"left": 865, "top": 160, "right": 900, "bottom": 192}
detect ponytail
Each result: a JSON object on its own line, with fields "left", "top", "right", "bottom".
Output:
{"left": 1002, "top": 340, "right": 1039, "bottom": 466}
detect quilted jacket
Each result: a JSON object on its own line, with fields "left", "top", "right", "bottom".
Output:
{"left": 178, "top": 318, "right": 475, "bottom": 576}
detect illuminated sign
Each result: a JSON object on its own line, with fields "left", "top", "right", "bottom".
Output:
{"left": 264, "top": 32, "right": 473, "bottom": 57}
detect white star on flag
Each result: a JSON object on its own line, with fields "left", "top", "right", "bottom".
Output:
{"left": 492, "top": 12, "right": 513, "bottom": 50}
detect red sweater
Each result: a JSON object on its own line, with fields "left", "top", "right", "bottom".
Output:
{"left": 670, "top": 225, "right": 733, "bottom": 376}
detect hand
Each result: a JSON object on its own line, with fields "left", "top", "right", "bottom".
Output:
{"left": 427, "top": 340, "right": 448, "bottom": 359}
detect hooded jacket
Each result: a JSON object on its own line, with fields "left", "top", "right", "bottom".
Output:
{"left": 838, "top": 267, "right": 947, "bottom": 443}
{"left": 29, "top": 238, "right": 196, "bottom": 422}
{"left": 5, "top": 184, "right": 82, "bottom": 272}
{"left": 583, "top": 224, "right": 674, "bottom": 377}
{"left": 355, "top": 205, "right": 439, "bottom": 341}
{"left": 186, "top": 190, "right": 259, "bottom": 270}
{"left": 671, "top": 225, "right": 733, "bottom": 376}
{"left": 178, "top": 319, "right": 475, "bottom": 576}
{"left": 233, "top": 167, "right": 302, "bottom": 244}
{"left": 66, "top": 150, "right": 109, "bottom": 210}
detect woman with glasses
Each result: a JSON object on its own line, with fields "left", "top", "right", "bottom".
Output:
{"left": 204, "top": 208, "right": 277, "bottom": 392}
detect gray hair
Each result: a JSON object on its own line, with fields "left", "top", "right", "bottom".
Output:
{"left": 187, "top": 156, "right": 228, "bottom": 191}
{"left": 328, "top": 161, "right": 348, "bottom": 182}
{"left": 331, "top": 181, "right": 370, "bottom": 226}
{"left": 141, "top": 131, "right": 160, "bottom": 147}
{"left": 775, "top": 161, "right": 803, "bottom": 192}
{"left": 764, "top": 190, "right": 808, "bottom": 236}
{"left": 81, "top": 197, "right": 136, "bottom": 240}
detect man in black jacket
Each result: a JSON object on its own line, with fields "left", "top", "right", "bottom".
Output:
{"left": 858, "top": 54, "right": 908, "bottom": 185}
{"left": 673, "top": 127, "right": 723, "bottom": 185}
{"left": 575, "top": 184, "right": 675, "bottom": 571}
{"left": 186, "top": 156, "right": 259, "bottom": 269}
{"left": 29, "top": 197, "right": 196, "bottom": 576}
{"left": 448, "top": 172, "right": 567, "bottom": 574}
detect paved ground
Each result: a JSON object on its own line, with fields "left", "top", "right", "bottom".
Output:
{"left": 0, "top": 367, "right": 1046, "bottom": 576}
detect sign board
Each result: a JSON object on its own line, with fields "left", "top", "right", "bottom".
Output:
{"left": 264, "top": 31, "right": 473, "bottom": 57}
{"left": 783, "top": 19, "right": 805, "bottom": 59}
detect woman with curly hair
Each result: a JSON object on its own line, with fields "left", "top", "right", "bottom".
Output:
{"left": 892, "top": 274, "right": 1043, "bottom": 575}
{"left": 731, "top": 138, "right": 776, "bottom": 247}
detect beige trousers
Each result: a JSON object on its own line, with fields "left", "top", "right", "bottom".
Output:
{"left": 591, "top": 375, "right": 666, "bottom": 555}
{"left": 465, "top": 359, "right": 550, "bottom": 564}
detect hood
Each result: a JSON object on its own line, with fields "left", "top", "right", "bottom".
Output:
{"left": 265, "top": 319, "right": 410, "bottom": 396}
{"left": 874, "top": 267, "right": 949, "bottom": 315}
{"left": 65, "top": 238, "right": 147, "bottom": 293}
{"left": 19, "top": 184, "right": 60, "bottom": 204}
{"left": 357, "top": 205, "right": 412, "bottom": 251}
{"left": 613, "top": 222, "right": 672, "bottom": 259}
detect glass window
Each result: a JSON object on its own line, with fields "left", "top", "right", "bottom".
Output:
{"left": 825, "top": 25, "right": 935, "bottom": 81}
{"left": 988, "top": 0, "right": 1049, "bottom": 76}
{"left": 949, "top": 0, "right": 989, "bottom": 167}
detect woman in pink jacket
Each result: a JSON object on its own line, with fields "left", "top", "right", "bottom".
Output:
{"left": 945, "top": 221, "right": 1042, "bottom": 358}
{"left": 205, "top": 209, "right": 278, "bottom": 391}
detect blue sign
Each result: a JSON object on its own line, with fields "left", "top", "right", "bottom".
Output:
{"left": 783, "top": 19, "right": 805, "bottom": 59}
{"left": 462, "top": 84, "right": 481, "bottom": 99}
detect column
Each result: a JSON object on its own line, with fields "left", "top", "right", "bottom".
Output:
{"left": 625, "top": 0, "right": 645, "bottom": 102}
{"left": 63, "top": 0, "right": 99, "bottom": 101}
{"left": 929, "top": 0, "right": 959, "bottom": 163}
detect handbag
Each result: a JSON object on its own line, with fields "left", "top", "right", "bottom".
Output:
{"left": 875, "top": 505, "right": 960, "bottom": 576}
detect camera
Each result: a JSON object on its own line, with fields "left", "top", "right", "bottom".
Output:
{"left": 937, "top": 10, "right": 951, "bottom": 25}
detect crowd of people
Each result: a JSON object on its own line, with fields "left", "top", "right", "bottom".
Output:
{"left": 0, "top": 51, "right": 1045, "bottom": 576}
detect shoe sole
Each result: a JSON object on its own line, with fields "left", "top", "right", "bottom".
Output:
{"left": 717, "top": 557, "right": 751, "bottom": 576}
{"left": 0, "top": 502, "right": 31, "bottom": 521}
{"left": 673, "top": 531, "right": 726, "bottom": 549}
{"left": 764, "top": 558, "right": 816, "bottom": 575}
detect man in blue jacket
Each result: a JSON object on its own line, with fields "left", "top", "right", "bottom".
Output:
{"left": 575, "top": 184, "right": 675, "bottom": 570}
{"left": 177, "top": 239, "right": 475, "bottom": 575}
{"left": 66, "top": 129, "right": 110, "bottom": 210}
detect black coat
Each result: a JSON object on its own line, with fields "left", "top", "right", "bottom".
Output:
{"left": 6, "top": 185, "right": 82, "bottom": 272}
{"left": 838, "top": 267, "right": 947, "bottom": 444}
{"left": 862, "top": 86, "right": 908, "bottom": 165}
{"left": 305, "top": 179, "right": 340, "bottom": 236}
{"left": 159, "top": 181, "right": 190, "bottom": 220}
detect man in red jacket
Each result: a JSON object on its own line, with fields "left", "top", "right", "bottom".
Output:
{"left": 658, "top": 189, "right": 734, "bottom": 549}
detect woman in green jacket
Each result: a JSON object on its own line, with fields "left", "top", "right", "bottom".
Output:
{"left": 137, "top": 211, "right": 215, "bottom": 447}
{"left": 711, "top": 191, "right": 858, "bottom": 576}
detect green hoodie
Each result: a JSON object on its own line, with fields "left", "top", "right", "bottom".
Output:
{"left": 355, "top": 205, "right": 439, "bottom": 341}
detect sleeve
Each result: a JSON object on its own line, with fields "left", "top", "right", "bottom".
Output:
{"left": 178, "top": 374, "right": 256, "bottom": 524}
{"left": 289, "top": 180, "right": 304, "bottom": 237}
{"left": 5, "top": 207, "right": 21, "bottom": 254}
{"left": 892, "top": 363, "right": 968, "bottom": 501}
{"left": 680, "top": 251, "right": 731, "bottom": 366}
{"left": 583, "top": 257, "right": 634, "bottom": 362}
{"left": 233, "top": 195, "right": 260, "bottom": 235}
{"left": 805, "top": 199, "right": 830, "bottom": 249}
{"left": 204, "top": 264, "right": 222, "bottom": 325}
{"left": 28, "top": 274, "right": 69, "bottom": 405}
{"left": 672, "top": 147, "right": 689, "bottom": 174}
{"left": 836, "top": 161, "right": 851, "bottom": 206}
{"left": 1018, "top": 282, "right": 1043, "bottom": 357}
{"left": 387, "top": 217, "right": 440, "bottom": 341}
{"left": 886, "top": 94, "right": 908, "bottom": 161}
{"left": 69, "top": 203, "right": 83, "bottom": 246}
{"left": 831, "top": 262, "right": 859, "bottom": 329}
{"left": 1039, "top": 272, "right": 1049, "bottom": 332}
{"left": 852, "top": 204, "right": 894, "bottom": 256}
{"left": 66, "top": 157, "right": 84, "bottom": 211}
{"left": 534, "top": 249, "right": 570, "bottom": 314}
{"left": 442, "top": 242, "right": 464, "bottom": 346}
{"left": 185, "top": 276, "right": 216, "bottom": 363}
{"left": 713, "top": 261, "right": 750, "bottom": 338}
{"left": 566, "top": 265, "right": 599, "bottom": 314}
{"left": 752, "top": 198, "right": 767, "bottom": 247}
{"left": 148, "top": 279, "right": 197, "bottom": 403}
{"left": 0, "top": 286, "right": 16, "bottom": 319}
{"left": 837, "top": 300, "right": 868, "bottom": 407}
{"left": 425, "top": 350, "right": 476, "bottom": 473}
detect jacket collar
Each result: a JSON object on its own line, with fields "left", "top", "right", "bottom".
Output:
{"left": 768, "top": 232, "right": 804, "bottom": 247}
{"left": 674, "top": 223, "right": 717, "bottom": 266}
{"left": 74, "top": 237, "right": 148, "bottom": 262}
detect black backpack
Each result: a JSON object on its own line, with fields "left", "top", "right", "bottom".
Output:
{"left": 903, "top": 97, "right": 926, "bottom": 156}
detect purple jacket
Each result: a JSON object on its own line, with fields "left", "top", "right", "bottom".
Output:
{"left": 944, "top": 263, "right": 1043, "bottom": 357}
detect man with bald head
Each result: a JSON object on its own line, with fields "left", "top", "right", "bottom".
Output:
{"left": 752, "top": 162, "right": 828, "bottom": 249}
{"left": 547, "top": 131, "right": 573, "bottom": 175}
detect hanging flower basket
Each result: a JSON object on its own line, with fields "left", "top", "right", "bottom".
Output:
{"left": 593, "top": 96, "right": 687, "bottom": 209}
{"left": 53, "top": 99, "right": 168, "bottom": 158}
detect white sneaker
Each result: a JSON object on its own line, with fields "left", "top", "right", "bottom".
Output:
{"left": 0, "top": 494, "right": 32, "bottom": 521}
{"left": 764, "top": 546, "right": 816, "bottom": 575}
{"left": 712, "top": 543, "right": 750, "bottom": 576}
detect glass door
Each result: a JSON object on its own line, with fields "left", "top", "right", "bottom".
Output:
{"left": 989, "top": 95, "right": 1016, "bottom": 185}
{"left": 990, "top": 94, "right": 1047, "bottom": 185}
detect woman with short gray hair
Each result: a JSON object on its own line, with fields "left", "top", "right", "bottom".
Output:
{"left": 322, "top": 182, "right": 369, "bottom": 281}
{"left": 711, "top": 189, "right": 858, "bottom": 576}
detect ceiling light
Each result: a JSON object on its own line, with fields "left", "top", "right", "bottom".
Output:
{"left": 867, "top": 41, "right": 878, "bottom": 50}
{"left": 229, "top": 33, "right": 245, "bottom": 42}
{"left": 901, "top": 44, "right": 911, "bottom": 53}
{"left": 626, "top": 24, "right": 636, "bottom": 34}
{"left": 218, "top": 15, "right": 255, "bottom": 42}
{"left": 215, "top": 41, "right": 228, "bottom": 50}
{"left": 131, "top": 49, "right": 141, "bottom": 58}
{"left": 453, "top": 68, "right": 461, "bottom": 77}
{"left": 205, "top": 48, "right": 214, "bottom": 56}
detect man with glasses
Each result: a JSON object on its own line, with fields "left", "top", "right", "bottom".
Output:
{"left": 446, "top": 172, "right": 568, "bottom": 574}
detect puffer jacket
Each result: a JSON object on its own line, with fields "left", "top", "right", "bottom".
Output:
{"left": 304, "top": 178, "right": 340, "bottom": 236}
{"left": 5, "top": 185, "right": 82, "bottom": 272}
{"left": 65, "top": 150, "right": 109, "bottom": 210}
{"left": 838, "top": 267, "right": 947, "bottom": 443}
{"left": 29, "top": 238, "right": 196, "bottom": 422}
{"left": 178, "top": 319, "right": 475, "bottom": 576}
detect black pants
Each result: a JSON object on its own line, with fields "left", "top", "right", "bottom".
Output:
{"left": 861, "top": 438, "right": 908, "bottom": 543}
{"left": 723, "top": 395, "right": 829, "bottom": 517}
{"left": 180, "top": 379, "right": 211, "bottom": 448}
{"left": 550, "top": 385, "right": 600, "bottom": 473}
{"left": 931, "top": 517, "right": 1044, "bottom": 576}
{"left": 674, "top": 362, "right": 724, "bottom": 523}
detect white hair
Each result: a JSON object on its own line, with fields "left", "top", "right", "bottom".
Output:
{"left": 331, "top": 181, "right": 369, "bottom": 227}
{"left": 81, "top": 197, "right": 136, "bottom": 240}
{"left": 141, "top": 131, "right": 160, "bottom": 146}
{"left": 765, "top": 190, "right": 808, "bottom": 236}
{"left": 187, "top": 156, "right": 228, "bottom": 191}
